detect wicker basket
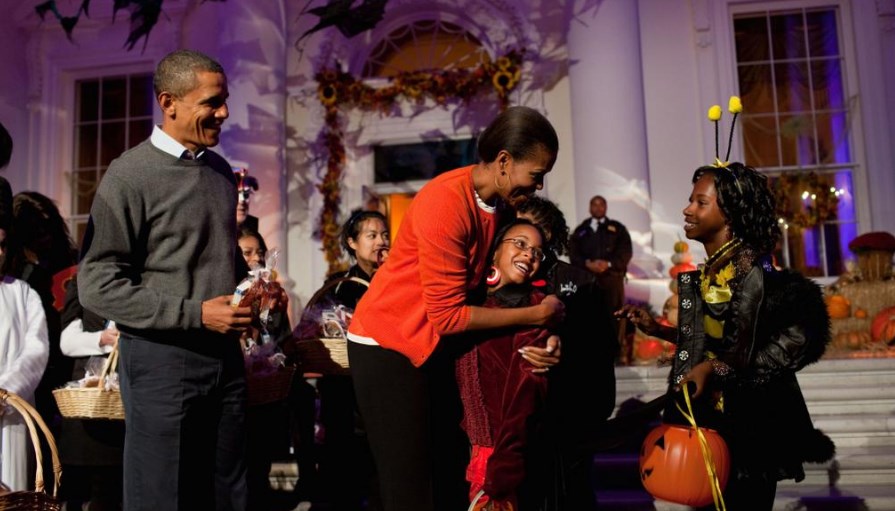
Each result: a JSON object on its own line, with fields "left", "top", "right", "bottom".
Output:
{"left": 52, "top": 345, "right": 125, "bottom": 421}
{"left": 293, "top": 276, "right": 369, "bottom": 376}
{"left": 856, "top": 250, "right": 893, "bottom": 282}
{"left": 246, "top": 364, "right": 296, "bottom": 407}
{"left": 0, "top": 389, "right": 62, "bottom": 511}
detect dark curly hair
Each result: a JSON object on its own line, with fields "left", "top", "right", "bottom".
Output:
{"left": 692, "top": 162, "right": 780, "bottom": 255}
{"left": 340, "top": 209, "right": 388, "bottom": 259}
{"left": 515, "top": 195, "right": 569, "bottom": 257}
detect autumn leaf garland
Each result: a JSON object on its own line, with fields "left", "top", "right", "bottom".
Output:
{"left": 313, "top": 49, "right": 524, "bottom": 273}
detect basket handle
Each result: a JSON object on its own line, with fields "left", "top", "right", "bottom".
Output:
{"left": 302, "top": 276, "right": 370, "bottom": 317}
{"left": 0, "top": 388, "right": 62, "bottom": 498}
{"left": 97, "top": 342, "right": 119, "bottom": 391}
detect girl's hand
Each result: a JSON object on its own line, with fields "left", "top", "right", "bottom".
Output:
{"left": 615, "top": 304, "right": 658, "bottom": 335}
{"left": 521, "top": 334, "right": 561, "bottom": 374}
{"left": 676, "top": 360, "right": 714, "bottom": 398}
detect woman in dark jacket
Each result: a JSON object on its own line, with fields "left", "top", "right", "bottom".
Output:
{"left": 620, "top": 162, "right": 834, "bottom": 510}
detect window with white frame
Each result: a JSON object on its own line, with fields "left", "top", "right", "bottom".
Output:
{"left": 71, "top": 73, "right": 154, "bottom": 244}
{"left": 733, "top": 5, "right": 857, "bottom": 277}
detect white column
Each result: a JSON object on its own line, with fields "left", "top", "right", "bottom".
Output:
{"left": 567, "top": 0, "right": 656, "bottom": 276}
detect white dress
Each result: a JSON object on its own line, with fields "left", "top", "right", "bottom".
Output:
{"left": 0, "top": 275, "right": 49, "bottom": 491}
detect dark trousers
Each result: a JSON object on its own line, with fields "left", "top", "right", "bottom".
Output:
{"left": 118, "top": 334, "right": 247, "bottom": 511}
{"left": 317, "top": 375, "right": 380, "bottom": 511}
{"left": 595, "top": 273, "right": 625, "bottom": 315}
{"left": 348, "top": 342, "right": 468, "bottom": 511}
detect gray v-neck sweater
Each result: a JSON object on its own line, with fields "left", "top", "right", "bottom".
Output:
{"left": 79, "top": 139, "right": 239, "bottom": 341}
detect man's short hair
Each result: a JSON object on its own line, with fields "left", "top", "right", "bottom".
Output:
{"left": 153, "top": 49, "right": 225, "bottom": 99}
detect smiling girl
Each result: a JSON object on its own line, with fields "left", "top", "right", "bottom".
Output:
{"left": 456, "top": 219, "right": 553, "bottom": 511}
{"left": 619, "top": 162, "right": 833, "bottom": 510}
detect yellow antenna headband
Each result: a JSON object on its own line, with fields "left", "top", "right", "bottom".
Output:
{"left": 708, "top": 96, "right": 743, "bottom": 168}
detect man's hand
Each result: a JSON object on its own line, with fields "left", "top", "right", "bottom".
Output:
{"left": 202, "top": 295, "right": 253, "bottom": 335}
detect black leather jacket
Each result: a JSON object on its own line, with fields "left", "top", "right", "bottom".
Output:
{"left": 669, "top": 259, "right": 834, "bottom": 482}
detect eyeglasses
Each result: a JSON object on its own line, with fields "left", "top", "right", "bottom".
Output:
{"left": 502, "top": 238, "right": 545, "bottom": 262}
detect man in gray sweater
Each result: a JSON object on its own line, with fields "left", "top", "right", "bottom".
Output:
{"left": 79, "top": 49, "right": 253, "bottom": 511}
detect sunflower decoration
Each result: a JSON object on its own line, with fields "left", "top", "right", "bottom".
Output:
{"left": 318, "top": 83, "right": 338, "bottom": 107}
{"left": 489, "top": 50, "right": 523, "bottom": 104}
{"left": 491, "top": 52, "right": 522, "bottom": 99}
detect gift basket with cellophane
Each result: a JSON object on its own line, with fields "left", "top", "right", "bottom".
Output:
{"left": 232, "top": 250, "right": 295, "bottom": 406}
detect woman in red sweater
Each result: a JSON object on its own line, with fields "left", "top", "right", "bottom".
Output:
{"left": 347, "top": 106, "right": 564, "bottom": 511}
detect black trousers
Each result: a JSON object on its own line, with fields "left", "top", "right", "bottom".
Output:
{"left": 118, "top": 334, "right": 247, "bottom": 511}
{"left": 348, "top": 342, "right": 468, "bottom": 511}
{"left": 595, "top": 272, "right": 626, "bottom": 315}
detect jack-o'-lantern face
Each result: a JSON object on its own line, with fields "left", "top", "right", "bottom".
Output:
{"left": 638, "top": 424, "right": 731, "bottom": 507}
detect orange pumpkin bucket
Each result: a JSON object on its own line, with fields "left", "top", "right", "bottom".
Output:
{"left": 639, "top": 389, "right": 729, "bottom": 509}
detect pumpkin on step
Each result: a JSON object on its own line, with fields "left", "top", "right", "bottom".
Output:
{"left": 833, "top": 330, "right": 872, "bottom": 350}
{"left": 639, "top": 423, "right": 730, "bottom": 507}
{"left": 825, "top": 294, "right": 851, "bottom": 319}
{"left": 871, "top": 306, "right": 895, "bottom": 344}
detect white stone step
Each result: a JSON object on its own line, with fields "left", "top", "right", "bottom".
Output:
{"left": 829, "top": 431, "right": 895, "bottom": 448}
{"left": 773, "top": 484, "right": 895, "bottom": 511}
{"left": 812, "top": 413, "right": 895, "bottom": 435}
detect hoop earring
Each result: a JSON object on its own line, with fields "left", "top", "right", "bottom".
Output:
{"left": 486, "top": 265, "right": 501, "bottom": 286}
{"left": 494, "top": 170, "right": 510, "bottom": 190}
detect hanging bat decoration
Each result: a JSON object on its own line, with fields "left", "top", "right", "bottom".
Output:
{"left": 298, "top": 0, "right": 389, "bottom": 42}
{"left": 34, "top": 0, "right": 225, "bottom": 52}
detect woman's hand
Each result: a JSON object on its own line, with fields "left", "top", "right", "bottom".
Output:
{"left": 521, "top": 334, "right": 561, "bottom": 374}
{"left": 538, "top": 295, "right": 565, "bottom": 327}
{"left": 676, "top": 360, "right": 714, "bottom": 399}
{"left": 615, "top": 304, "right": 659, "bottom": 335}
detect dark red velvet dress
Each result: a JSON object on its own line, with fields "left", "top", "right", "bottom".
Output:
{"left": 456, "top": 285, "right": 551, "bottom": 508}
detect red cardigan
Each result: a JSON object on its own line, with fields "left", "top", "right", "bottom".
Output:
{"left": 348, "top": 166, "right": 498, "bottom": 366}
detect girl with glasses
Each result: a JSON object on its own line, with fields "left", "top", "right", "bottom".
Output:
{"left": 456, "top": 218, "right": 553, "bottom": 511}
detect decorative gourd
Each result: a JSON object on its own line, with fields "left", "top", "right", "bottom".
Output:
{"left": 871, "top": 306, "right": 895, "bottom": 343}
{"left": 833, "top": 331, "right": 872, "bottom": 350}
{"left": 825, "top": 295, "right": 851, "bottom": 319}
{"left": 639, "top": 424, "right": 730, "bottom": 506}
{"left": 854, "top": 308, "right": 869, "bottom": 319}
